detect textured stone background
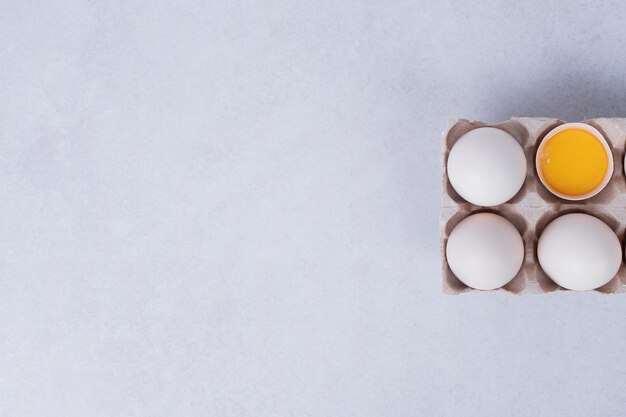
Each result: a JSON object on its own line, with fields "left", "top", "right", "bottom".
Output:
{"left": 2, "top": 1, "right": 626, "bottom": 416}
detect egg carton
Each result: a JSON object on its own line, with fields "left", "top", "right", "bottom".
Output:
{"left": 441, "top": 117, "right": 626, "bottom": 294}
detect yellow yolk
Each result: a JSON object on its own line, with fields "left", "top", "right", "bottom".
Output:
{"left": 538, "top": 128, "right": 609, "bottom": 197}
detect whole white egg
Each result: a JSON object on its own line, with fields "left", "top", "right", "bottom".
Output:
{"left": 446, "top": 212, "right": 524, "bottom": 290}
{"left": 447, "top": 127, "right": 527, "bottom": 206}
{"left": 537, "top": 213, "right": 621, "bottom": 291}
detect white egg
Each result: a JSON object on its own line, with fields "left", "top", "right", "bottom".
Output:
{"left": 538, "top": 213, "right": 621, "bottom": 291}
{"left": 447, "top": 127, "right": 527, "bottom": 206}
{"left": 446, "top": 212, "right": 524, "bottom": 290}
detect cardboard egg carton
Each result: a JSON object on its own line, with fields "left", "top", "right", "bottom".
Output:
{"left": 441, "top": 117, "right": 626, "bottom": 294}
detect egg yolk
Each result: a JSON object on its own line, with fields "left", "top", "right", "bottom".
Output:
{"left": 538, "top": 128, "right": 609, "bottom": 197}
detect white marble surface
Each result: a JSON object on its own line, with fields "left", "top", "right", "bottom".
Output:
{"left": 2, "top": 1, "right": 626, "bottom": 416}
